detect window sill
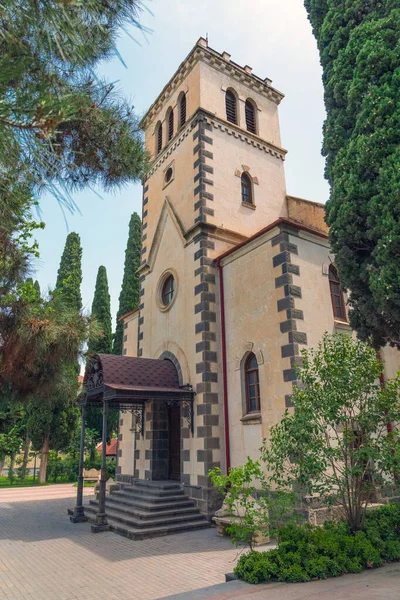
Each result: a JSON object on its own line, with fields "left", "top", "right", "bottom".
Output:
{"left": 240, "top": 412, "right": 262, "bottom": 425}
{"left": 242, "top": 201, "right": 256, "bottom": 210}
{"left": 334, "top": 319, "right": 351, "bottom": 330}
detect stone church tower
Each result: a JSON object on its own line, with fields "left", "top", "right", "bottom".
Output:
{"left": 118, "top": 37, "right": 289, "bottom": 515}
{"left": 116, "top": 37, "right": 400, "bottom": 517}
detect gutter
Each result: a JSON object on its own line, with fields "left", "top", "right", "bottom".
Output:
{"left": 216, "top": 256, "right": 231, "bottom": 474}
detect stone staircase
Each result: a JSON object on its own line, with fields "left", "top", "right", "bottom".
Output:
{"left": 84, "top": 480, "right": 209, "bottom": 540}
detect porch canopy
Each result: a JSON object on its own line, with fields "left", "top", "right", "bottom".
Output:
{"left": 84, "top": 353, "right": 194, "bottom": 406}
{"left": 70, "top": 353, "right": 194, "bottom": 532}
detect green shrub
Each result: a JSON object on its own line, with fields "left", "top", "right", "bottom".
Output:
{"left": 234, "top": 504, "right": 400, "bottom": 584}
{"left": 46, "top": 452, "right": 116, "bottom": 482}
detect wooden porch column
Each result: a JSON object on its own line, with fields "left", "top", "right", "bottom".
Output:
{"left": 70, "top": 402, "right": 88, "bottom": 523}
{"left": 91, "top": 399, "right": 110, "bottom": 532}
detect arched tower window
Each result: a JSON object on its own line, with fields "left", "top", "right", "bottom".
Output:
{"left": 167, "top": 108, "right": 174, "bottom": 141}
{"left": 245, "top": 353, "right": 260, "bottom": 413}
{"left": 155, "top": 121, "right": 163, "bottom": 155}
{"left": 329, "top": 265, "right": 346, "bottom": 320}
{"left": 245, "top": 99, "right": 257, "bottom": 134}
{"left": 225, "top": 89, "right": 237, "bottom": 124}
{"left": 241, "top": 173, "right": 253, "bottom": 204}
{"left": 178, "top": 92, "right": 187, "bottom": 128}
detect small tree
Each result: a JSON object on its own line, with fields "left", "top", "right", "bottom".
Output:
{"left": 210, "top": 458, "right": 296, "bottom": 550}
{"left": 262, "top": 334, "right": 400, "bottom": 532}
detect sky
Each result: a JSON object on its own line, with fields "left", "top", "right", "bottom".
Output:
{"left": 33, "top": 0, "right": 329, "bottom": 328}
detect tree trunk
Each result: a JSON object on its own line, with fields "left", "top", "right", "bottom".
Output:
{"left": 20, "top": 437, "right": 31, "bottom": 481}
{"left": 0, "top": 456, "right": 5, "bottom": 476}
{"left": 39, "top": 437, "right": 50, "bottom": 484}
{"left": 8, "top": 453, "right": 15, "bottom": 482}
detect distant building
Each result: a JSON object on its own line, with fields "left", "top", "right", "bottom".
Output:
{"left": 96, "top": 439, "right": 118, "bottom": 461}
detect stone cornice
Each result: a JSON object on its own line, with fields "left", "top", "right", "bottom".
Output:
{"left": 144, "top": 109, "right": 286, "bottom": 182}
{"left": 206, "top": 112, "right": 287, "bottom": 161}
{"left": 140, "top": 38, "right": 284, "bottom": 130}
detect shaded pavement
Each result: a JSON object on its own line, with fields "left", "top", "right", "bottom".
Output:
{"left": 1, "top": 484, "right": 399, "bottom": 600}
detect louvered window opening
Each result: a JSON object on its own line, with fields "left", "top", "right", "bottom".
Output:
{"left": 245, "top": 100, "right": 257, "bottom": 134}
{"left": 168, "top": 110, "right": 174, "bottom": 141}
{"left": 329, "top": 265, "right": 346, "bottom": 321}
{"left": 157, "top": 125, "right": 163, "bottom": 154}
{"left": 180, "top": 94, "right": 186, "bottom": 127}
{"left": 226, "top": 90, "right": 237, "bottom": 124}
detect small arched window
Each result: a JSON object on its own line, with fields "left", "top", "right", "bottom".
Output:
{"left": 156, "top": 121, "right": 163, "bottom": 155}
{"left": 245, "top": 99, "right": 257, "bottom": 134}
{"left": 179, "top": 93, "right": 187, "bottom": 128}
{"left": 245, "top": 353, "right": 260, "bottom": 413}
{"left": 241, "top": 173, "right": 253, "bottom": 205}
{"left": 167, "top": 108, "right": 174, "bottom": 141}
{"left": 225, "top": 90, "right": 237, "bottom": 124}
{"left": 329, "top": 265, "right": 346, "bottom": 320}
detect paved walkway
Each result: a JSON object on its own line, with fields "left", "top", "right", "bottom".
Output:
{"left": 0, "top": 484, "right": 240, "bottom": 600}
{"left": 1, "top": 485, "right": 399, "bottom": 600}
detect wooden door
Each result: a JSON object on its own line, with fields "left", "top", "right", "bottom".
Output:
{"left": 168, "top": 405, "right": 181, "bottom": 481}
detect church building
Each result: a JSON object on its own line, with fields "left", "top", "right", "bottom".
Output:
{"left": 114, "top": 38, "right": 400, "bottom": 518}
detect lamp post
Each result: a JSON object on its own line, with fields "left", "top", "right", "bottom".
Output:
{"left": 70, "top": 401, "right": 88, "bottom": 523}
{"left": 91, "top": 399, "right": 110, "bottom": 532}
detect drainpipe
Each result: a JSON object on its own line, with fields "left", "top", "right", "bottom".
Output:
{"left": 216, "top": 258, "right": 231, "bottom": 474}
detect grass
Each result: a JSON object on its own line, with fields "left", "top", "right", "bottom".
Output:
{"left": 0, "top": 476, "right": 48, "bottom": 488}
{"left": 73, "top": 481, "right": 96, "bottom": 488}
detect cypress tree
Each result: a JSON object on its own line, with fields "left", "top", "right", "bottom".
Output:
{"left": 113, "top": 212, "right": 142, "bottom": 355}
{"left": 87, "top": 266, "right": 119, "bottom": 440}
{"left": 55, "top": 232, "right": 82, "bottom": 312}
{"left": 304, "top": 1, "right": 400, "bottom": 347}
{"left": 88, "top": 266, "right": 112, "bottom": 355}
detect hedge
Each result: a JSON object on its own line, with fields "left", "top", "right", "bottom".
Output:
{"left": 234, "top": 503, "right": 400, "bottom": 584}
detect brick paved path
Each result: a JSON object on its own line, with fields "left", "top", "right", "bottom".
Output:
{"left": 0, "top": 485, "right": 240, "bottom": 600}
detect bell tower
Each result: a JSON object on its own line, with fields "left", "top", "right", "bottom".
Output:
{"left": 132, "top": 38, "right": 288, "bottom": 515}
{"left": 140, "top": 37, "right": 288, "bottom": 255}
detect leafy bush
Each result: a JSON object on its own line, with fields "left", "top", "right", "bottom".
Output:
{"left": 234, "top": 504, "right": 400, "bottom": 584}
{"left": 262, "top": 334, "right": 400, "bottom": 532}
{"left": 46, "top": 451, "right": 116, "bottom": 482}
{"left": 209, "top": 458, "right": 297, "bottom": 550}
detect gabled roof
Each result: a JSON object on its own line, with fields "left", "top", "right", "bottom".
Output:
{"left": 118, "top": 308, "right": 139, "bottom": 322}
{"left": 216, "top": 217, "right": 328, "bottom": 264}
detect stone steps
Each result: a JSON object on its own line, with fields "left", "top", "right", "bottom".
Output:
{"left": 101, "top": 493, "right": 194, "bottom": 512}
{"left": 83, "top": 480, "right": 209, "bottom": 540}
{"left": 85, "top": 502, "right": 205, "bottom": 529}
{"left": 87, "top": 513, "right": 210, "bottom": 541}
{"left": 112, "top": 489, "right": 188, "bottom": 504}
{"left": 89, "top": 498, "right": 199, "bottom": 520}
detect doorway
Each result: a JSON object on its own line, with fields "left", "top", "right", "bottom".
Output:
{"left": 168, "top": 405, "right": 181, "bottom": 481}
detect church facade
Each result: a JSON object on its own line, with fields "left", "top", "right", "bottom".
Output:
{"left": 116, "top": 38, "right": 400, "bottom": 517}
